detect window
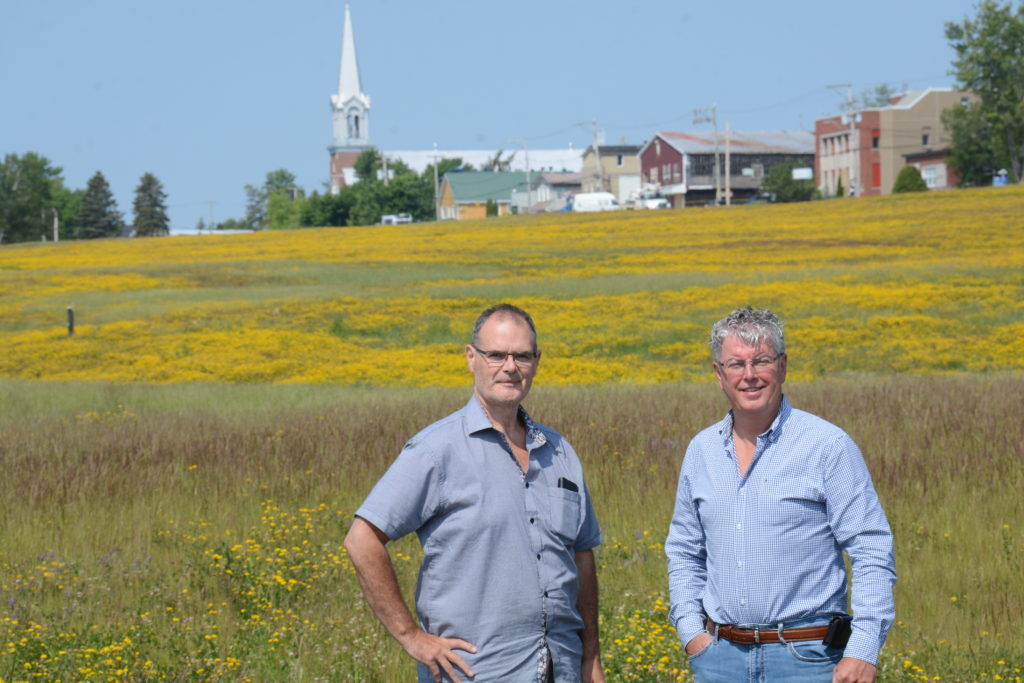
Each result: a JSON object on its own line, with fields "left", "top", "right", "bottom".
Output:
{"left": 872, "top": 130, "right": 880, "bottom": 149}
{"left": 872, "top": 163, "right": 881, "bottom": 188}
{"left": 674, "top": 163, "right": 681, "bottom": 181}
{"left": 616, "top": 154, "right": 624, "bottom": 166}
{"left": 922, "top": 133, "right": 930, "bottom": 146}
{"left": 921, "top": 165, "right": 938, "bottom": 188}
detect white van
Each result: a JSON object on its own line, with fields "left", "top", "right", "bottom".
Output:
{"left": 570, "top": 192, "right": 622, "bottom": 212}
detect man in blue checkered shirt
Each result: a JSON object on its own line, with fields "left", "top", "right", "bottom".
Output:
{"left": 666, "top": 308, "right": 896, "bottom": 683}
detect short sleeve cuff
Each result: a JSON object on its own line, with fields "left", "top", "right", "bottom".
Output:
{"left": 354, "top": 507, "right": 406, "bottom": 542}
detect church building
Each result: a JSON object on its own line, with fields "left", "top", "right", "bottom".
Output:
{"left": 328, "top": 1, "right": 372, "bottom": 193}
{"left": 327, "top": 2, "right": 583, "bottom": 210}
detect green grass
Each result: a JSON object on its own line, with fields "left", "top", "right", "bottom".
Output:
{"left": 0, "top": 377, "right": 1021, "bottom": 681}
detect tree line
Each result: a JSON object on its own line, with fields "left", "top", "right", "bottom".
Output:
{"left": 0, "top": 154, "right": 169, "bottom": 243}
{"left": 240, "top": 150, "right": 476, "bottom": 231}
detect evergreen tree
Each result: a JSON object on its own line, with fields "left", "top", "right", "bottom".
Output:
{"left": 892, "top": 166, "right": 929, "bottom": 193}
{"left": 132, "top": 172, "right": 170, "bottom": 236}
{"left": 74, "top": 171, "right": 123, "bottom": 239}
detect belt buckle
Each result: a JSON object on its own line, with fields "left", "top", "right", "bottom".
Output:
{"left": 752, "top": 626, "right": 760, "bottom": 644}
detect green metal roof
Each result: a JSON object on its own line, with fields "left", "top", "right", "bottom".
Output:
{"left": 443, "top": 171, "right": 529, "bottom": 203}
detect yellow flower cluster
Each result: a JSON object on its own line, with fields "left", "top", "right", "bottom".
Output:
{"left": 1, "top": 186, "right": 1022, "bottom": 385}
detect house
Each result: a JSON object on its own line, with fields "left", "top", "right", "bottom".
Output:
{"left": 580, "top": 145, "right": 642, "bottom": 205}
{"left": 903, "top": 149, "right": 961, "bottom": 190}
{"left": 510, "top": 172, "right": 582, "bottom": 213}
{"left": 815, "top": 87, "right": 971, "bottom": 197}
{"left": 438, "top": 172, "right": 529, "bottom": 220}
{"left": 638, "top": 131, "right": 815, "bottom": 207}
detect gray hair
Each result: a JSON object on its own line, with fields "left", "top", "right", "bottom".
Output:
{"left": 709, "top": 307, "right": 786, "bottom": 361}
{"left": 472, "top": 303, "right": 537, "bottom": 350}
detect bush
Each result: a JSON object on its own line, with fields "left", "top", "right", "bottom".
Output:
{"left": 892, "top": 166, "right": 929, "bottom": 193}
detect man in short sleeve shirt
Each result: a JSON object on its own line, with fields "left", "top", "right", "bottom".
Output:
{"left": 666, "top": 308, "right": 896, "bottom": 683}
{"left": 345, "top": 304, "right": 605, "bottom": 682}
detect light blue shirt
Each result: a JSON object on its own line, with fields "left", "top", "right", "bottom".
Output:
{"left": 665, "top": 396, "right": 896, "bottom": 665}
{"left": 356, "top": 396, "right": 602, "bottom": 682}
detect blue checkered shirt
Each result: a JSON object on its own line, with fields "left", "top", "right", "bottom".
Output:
{"left": 666, "top": 396, "right": 896, "bottom": 665}
{"left": 357, "top": 396, "right": 602, "bottom": 681}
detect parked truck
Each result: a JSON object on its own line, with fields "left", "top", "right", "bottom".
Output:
{"left": 569, "top": 192, "right": 622, "bottom": 212}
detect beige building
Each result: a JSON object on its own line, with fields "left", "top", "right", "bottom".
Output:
{"left": 580, "top": 145, "right": 642, "bottom": 203}
{"left": 816, "top": 88, "right": 971, "bottom": 197}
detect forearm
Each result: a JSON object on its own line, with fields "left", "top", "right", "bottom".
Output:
{"left": 575, "top": 549, "right": 601, "bottom": 660}
{"left": 666, "top": 519, "right": 708, "bottom": 643}
{"left": 344, "top": 517, "right": 420, "bottom": 646}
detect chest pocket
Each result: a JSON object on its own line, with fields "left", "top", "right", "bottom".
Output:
{"left": 547, "top": 488, "right": 581, "bottom": 545}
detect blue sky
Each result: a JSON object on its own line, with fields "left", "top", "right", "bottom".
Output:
{"left": 1, "top": 0, "right": 975, "bottom": 232}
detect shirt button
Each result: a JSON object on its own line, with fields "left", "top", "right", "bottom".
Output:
{"left": 530, "top": 518, "right": 535, "bottom": 524}
{"left": 740, "top": 599, "right": 747, "bottom": 606}
{"left": 737, "top": 561, "right": 743, "bottom": 567}
{"left": 536, "top": 554, "right": 541, "bottom": 560}
{"left": 525, "top": 482, "right": 530, "bottom": 488}
{"left": 544, "top": 591, "right": 549, "bottom": 597}
{"left": 736, "top": 523, "right": 742, "bottom": 530}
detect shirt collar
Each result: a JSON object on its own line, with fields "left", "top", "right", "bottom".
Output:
{"left": 465, "top": 395, "right": 547, "bottom": 448}
{"left": 718, "top": 395, "right": 792, "bottom": 446}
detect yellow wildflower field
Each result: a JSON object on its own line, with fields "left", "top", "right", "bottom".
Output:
{"left": 1, "top": 186, "right": 1022, "bottom": 385}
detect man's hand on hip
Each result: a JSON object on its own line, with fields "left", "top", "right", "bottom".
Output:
{"left": 400, "top": 629, "right": 477, "bottom": 683}
{"left": 685, "top": 632, "right": 713, "bottom": 656}
{"left": 832, "top": 656, "right": 876, "bottom": 683}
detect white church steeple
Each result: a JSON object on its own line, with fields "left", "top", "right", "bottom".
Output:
{"left": 329, "top": 1, "right": 372, "bottom": 193}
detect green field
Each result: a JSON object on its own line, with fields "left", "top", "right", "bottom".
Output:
{"left": 1, "top": 377, "right": 1021, "bottom": 681}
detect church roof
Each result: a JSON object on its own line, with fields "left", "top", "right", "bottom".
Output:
{"left": 334, "top": 1, "right": 368, "bottom": 108}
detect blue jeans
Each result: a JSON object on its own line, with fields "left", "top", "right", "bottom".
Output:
{"left": 687, "top": 617, "right": 844, "bottom": 683}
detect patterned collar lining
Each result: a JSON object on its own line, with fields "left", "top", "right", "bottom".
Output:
{"left": 519, "top": 405, "right": 547, "bottom": 448}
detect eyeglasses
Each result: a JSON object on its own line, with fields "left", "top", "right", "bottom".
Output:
{"left": 715, "top": 354, "right": 781, "bottom": 375}
{"left": 471, "top": 345, "right": 539, "bottom": 366}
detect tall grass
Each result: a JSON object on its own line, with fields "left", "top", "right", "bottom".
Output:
{"left": 1, "top": 377, "right": 1020, "bottom": 681}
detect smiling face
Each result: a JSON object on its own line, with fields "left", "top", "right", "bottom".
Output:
{"left": 714, "top": 334, "right": 787, "bottom": 424}
{"left": 466, "top": 313, "right": 540, "bottom": 414}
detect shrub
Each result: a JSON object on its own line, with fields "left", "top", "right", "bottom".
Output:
{"left": 893, "top": 165, "right": 929, "bottom": 193}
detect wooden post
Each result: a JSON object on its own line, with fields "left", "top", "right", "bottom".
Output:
{"left": 67, "top": 305, "right": 74, "bottom": 337}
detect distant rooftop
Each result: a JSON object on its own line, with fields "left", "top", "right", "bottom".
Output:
{"left": 386, "top": 148, "right": 583, "bottom": 174}
{"left": 443, "top": 171, "right": 530, "bottom": 203}
{"left": 652, "top": 130, "right": 815, "bottom": 155}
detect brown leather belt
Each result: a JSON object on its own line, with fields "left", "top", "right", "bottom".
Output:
{"left": 706, "top": 619, "right": 829, "bottom": 645}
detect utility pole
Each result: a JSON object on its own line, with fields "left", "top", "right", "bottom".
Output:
{"left": 382, "top": 155, "right": 389, "bottom": 187}
{"left": 432, "top": 143, "right": 440, "bottom": 221}
{"left": 51, "top": 207, "right": 59, "bottom": 242}
{"left": 693, "top": 105, "right": 721, "bottom": 204}
{"left": 576, "top": 120, "right": 605, "bottom": 192}
{"left": 201, "top": 200, "right": 216, "bottom": 231}
{"left": 724, "top": 121, "right": 732, "bottom": 206}
{"left": 827, "top": 83, "right": 856, "bottom": 197}
{"left": 509, "top": 138, "right": 531, "bottom": 213}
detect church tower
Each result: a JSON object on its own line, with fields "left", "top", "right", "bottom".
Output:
{"left": 328, "top": 1, "right": 372, "bottom": 193}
